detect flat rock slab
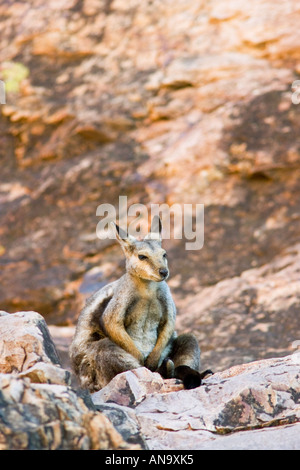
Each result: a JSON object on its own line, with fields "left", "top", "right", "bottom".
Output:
{"left": 191, "top": 423, "right": 300, "bottom": 450}
{"left": 92, "top": 354, "right": 300, "bottom": 450}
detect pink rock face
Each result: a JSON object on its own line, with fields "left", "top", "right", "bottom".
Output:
{"left": 92, "top": 367, "right": 183, "bottom": 407}
{"left": 1, "top": 1, "right": 300, "bottom": 449}
{"left": 92, "top": 355, "right": 300, "bottom": 449}
{"left": 0, "top": 311, "right": 61, "bottom": 373}
{"left": 0, "top": 310, "right": 300, "bottom": 449}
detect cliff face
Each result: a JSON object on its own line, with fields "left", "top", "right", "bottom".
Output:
{"left": 1, "top": 1, "right": 300, "bottom": 371}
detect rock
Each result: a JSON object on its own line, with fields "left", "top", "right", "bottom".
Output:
{"left": 92, "top": 367, "right": 171, "bottom": 408}
{"left": 0, "top": 310, "right": 141, "bottom": 450}
{"left": 94, "top": 403, "right": 148, "bottom": 449}
{"left": 0, "top": 373, "right": 134, "bottom": 450}
{"left": 1, "top": 310, "right": 300, "bottom": 450}
{"left": 92, "top": 355, "right": 300, "bottom": 450}
{"left": 47, "top": 325, "right": 76, "bottom": 374}
{"left": 1, "top": 0, "right": 300, "bottom": 337}
{"left": 176, "top": 242, "right": 300, "bottom": 372}
{"left": 0, "top": 311, "right": 61, "bottom": 373}
{"left": 1, "top": 0, "right": 300, "bottom": 449}
{"left": 18, "top": 362, "right": 71, "bottom": 386}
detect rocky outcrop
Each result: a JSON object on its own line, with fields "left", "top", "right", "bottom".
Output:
{"left": 0, "top": 311, "right": 142, "bottom": 450}
{"left": 1, "top": 310, "right": 299, "bottom": 450}
{"left": 176, "top": 242, "right": 300, "bottom": 372}
{"left": 1, "top": 0, "right": 300, "bottom": 434}
{"left": 92, "top": 358, "right": 300, "bottom": 450}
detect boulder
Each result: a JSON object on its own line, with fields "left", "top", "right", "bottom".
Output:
{"left": 0, "top": 311, "right": 61, "bottom": 373}
{"left": 176, "top": 243, "right": 300, "bottom": 372}
{"left": 18, "top": 362, "right": 71, "bottom": 386}
{"left": 0, "top": 373, "right": 136, "bottom": 450}
{"left": 92, "top": 367, "right": 182, "bottom": 408}
{"left": 0, "top": 311, "right": 142, "bottom": 450}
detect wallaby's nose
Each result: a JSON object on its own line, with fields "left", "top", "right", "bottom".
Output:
{"left": 159, "top": 268, "right": 168, "bottom": 278}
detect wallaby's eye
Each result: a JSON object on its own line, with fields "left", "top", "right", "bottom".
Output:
{"left": 138, "top": 254, "right": 148, "bottom": 260}
{"left": 163, "top": 253, "right": 167, "bottom": 259}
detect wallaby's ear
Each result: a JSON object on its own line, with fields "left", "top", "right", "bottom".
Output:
{"left": 111, "top": 222, "right": 136, "bottom": 250}
{"left": 144, "top": 215, "right": 162, "bottom": 242}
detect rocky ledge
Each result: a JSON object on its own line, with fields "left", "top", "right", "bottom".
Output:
{"left": 0, "top": 310, "right": 299, "bottom": 450}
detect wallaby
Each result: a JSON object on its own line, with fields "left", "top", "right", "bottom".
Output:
{"left": 70, "top": 216, "right": 212, "bottom": 391}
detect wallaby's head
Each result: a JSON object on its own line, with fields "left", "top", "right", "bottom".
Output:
{"left": 112, "top": 216, "right": 169, "bottom": 282}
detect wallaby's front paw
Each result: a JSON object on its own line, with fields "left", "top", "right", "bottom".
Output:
{"left": 144, "top": 355, "right": 159, "bottom": 372}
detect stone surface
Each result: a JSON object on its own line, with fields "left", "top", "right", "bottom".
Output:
{"left": 92, "top": 356, "right": 300, "bottom": 450}
{"left": 0, "top": 311, "right": 61, "bottom": 373}
{"left": 1, "top": 0, "right": 300, "bottom": 449}
{"left": 0, "top": 373, "right": 133, "bottom": 450}
{"left": 18, "top": 362, "right": 71, "bottom": 386}
{"left": 176, "top": 242, "right": 300, "bottom": 372}
{"left": 94, "top": 402, "right": 148, "bottom": 449}
{"left": 0, "top": 311, "right": 141, "bottom": 449}
{"left": 0, "top": 3, "right": 300, "bottom": 371}
{"left": 92, "top": 367, "right": 179, "bottom": 408}
{"left": 1, "top": 310, "right": 300, "bottom": 450}
{"left": 191, "top": 423, "right": 300, "bottom": 451}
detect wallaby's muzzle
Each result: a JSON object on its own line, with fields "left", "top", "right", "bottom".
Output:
{"left": 159, "top": 268, "right": 169, "bottom": 279}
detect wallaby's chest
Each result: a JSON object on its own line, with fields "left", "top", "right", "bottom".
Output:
{"left": 124, "top": 295, "right": 163, "bottom": 329}
{"left": 124, "top": 295, "right": 164, "bottom": 357}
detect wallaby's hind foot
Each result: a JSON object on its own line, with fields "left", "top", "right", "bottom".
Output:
{"left": 173, "top": 367, "right": 214, "bottom": 389}
{"left": 157, "top": 358, "right": 175, "bottom": 379}
{"left": 174, "top": 365, "right": 201, "bottom": 389}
